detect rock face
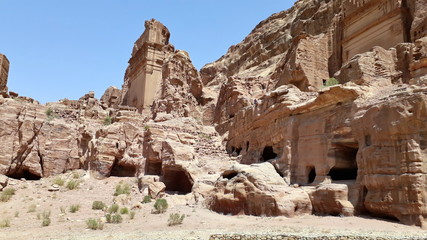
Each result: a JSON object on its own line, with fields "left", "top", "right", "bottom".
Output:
{"left": 0, "top": 54, "right": 9, "bottom": 94}
{"left": 208, "top": 163, "right": 312, "bottom": 217}
{"left": 1, "top": 0, "right": 427, "bottom": 228}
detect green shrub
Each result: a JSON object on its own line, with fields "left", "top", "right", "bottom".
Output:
{"left": 28, "top": 204, "right": 37, "bottom": 213}
{"left": 120, "top": 207, "right": 129, "bottom": 215}
{"left": 92, "top": 201, "right": 106, "bottom": 210}
{"left": 104, "top": 115, "right": 112, "bottom": 125}
{"left": 41, "top": 210, "right": 51, "bottom": 227}
{"left": 324, "top": 77, "right": 340, "bottom": 87}
{"left": 168, "top": 213, "right": 185, "bottom": 226}
{"left": 45, "top": 107, "right": 59, "bottom": 121}
{"left": 105, "top": 213, "right": 122, "bottom": 224}
{"left": 153, "top": 198, "right": 168, "bottom": 214}
{"left": 52, "top": 176, "right": 65, "bottom": 186}
{"left": 0, "top": 218, "right": 10, "bottom": 228}
{"left": 86, "top": 218, "right": 104, "bottom": 230}
{"left": 114, "top": 182, "right": 130, "bottom": 196}
{"left": 144, "top": 125, "right": 150, "bottom": 131}
{"left": 129, "top": 211, "right": 136, "bottom": 220}
{"left": 107, "top": 204, "right": 119, "bottom": 214}
{"left": 0, "top": 188, "right": 16, "bottom": 202}
{"left": 66, "top": 180, "right": 79, "bottom": 190}
{"left": 72, "top": 171, "right": 81, "bottom": 179}
{"left": 142, "top": 195, "right": 152, "bottom": 204}
{"left": 69, "top": 204, "right": 80, "bottom": 213}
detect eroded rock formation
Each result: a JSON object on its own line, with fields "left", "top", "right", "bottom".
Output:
{"left": 1, "top": 0, "right": 427, "bottom": 228}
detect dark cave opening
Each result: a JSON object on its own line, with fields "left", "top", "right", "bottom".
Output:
{"left": 145, "top": 161, "right": 162, "bottom": 175}
{"left": 328, "top": 144, "right": 358, "bottom": 181}
{"left": 163, "top": 168, "right": 193, "bottom": 194}
{"left": 111, "top": 161, "right": 137, "bottom": 177}
{"left": 261, "top": 146, "right": 277, "bottom": 162}
{"left": 308, "top": 167, "right": 316, "bottom": 184}
{"left": 8, "top": 169, "right": 41, "bottom": 180}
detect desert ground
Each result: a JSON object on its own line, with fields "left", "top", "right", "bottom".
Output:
{"left": 0, "top": 171, "right": 426, "bottom": 240}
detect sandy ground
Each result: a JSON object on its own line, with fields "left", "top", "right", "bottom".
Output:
{"left": 0, "top": 171, "right": 426, "bottom": 240}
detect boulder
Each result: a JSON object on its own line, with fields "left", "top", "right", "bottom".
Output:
{"left": 208, "top": 163, "right": 312, "bottom": 217}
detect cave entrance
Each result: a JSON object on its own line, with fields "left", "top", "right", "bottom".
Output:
{"left": 110, "top": 163, "right": 137, "bottom": 177}
{"left": 328, "top": 144, "right": 358, "bottom": 181}
{"left": 261, "top": 146, "right": 277, "bottom": 162}
{"left": 163, "top": 167, "right": 193, "bottom": 194}
{"left": 308, "top": 166, "right": 316, "bottom": 184}
{"left": 8, "top": 169, "right": 41, "bottom": 180}
{"left": 145, "top": 161, "right": 162, "bottom": 175}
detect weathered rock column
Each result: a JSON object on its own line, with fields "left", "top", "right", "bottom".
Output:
{"left": 0, "top": 54, "right": 10, "bottom": 94}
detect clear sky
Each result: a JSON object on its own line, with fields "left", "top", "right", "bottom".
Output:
{"left": 1, "top": 0, "right": 296, "bottom": 103}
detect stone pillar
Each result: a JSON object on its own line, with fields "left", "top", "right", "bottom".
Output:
{"left": 122, "top": 19, "right": 170, "bottom": 112}
{"left": 0, "top": 54, "right": 9, "bottom": 93}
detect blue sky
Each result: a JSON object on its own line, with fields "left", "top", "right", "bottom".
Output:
{"left": 1, "top": 0, "right": 295, "bottom": 103}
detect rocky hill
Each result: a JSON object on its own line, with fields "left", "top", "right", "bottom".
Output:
{"left": 1, "top": 0, "right": 427, "bottom": 236}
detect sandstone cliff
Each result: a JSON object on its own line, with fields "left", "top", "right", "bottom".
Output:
{"left": 1, "top": 0, "right": 427, "bottom": 229}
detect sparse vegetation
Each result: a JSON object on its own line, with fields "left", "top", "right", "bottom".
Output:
{"left": 323, "top": 77, "right": 340, "bottom": 87}
{"left": 27, "top": 204, "right": 37, "bottom": 213}
{"left": 104, "top": 115, "right": 112, "bottom": 125}
{"left": 153, "top": 198, "right": 168, "bottom": 214}
{"left": 0, "top": 188, "right": 16, "bottom": 202}
{"left": 45, "top": 107, "right": 59, "bottom": 121}
{"left": 142, "top": 195, "right": 152, "bottom": 204}
{"left": 52, "top": 176, "right": 65, "bottom": 186}
{"left": 60, "top": 206, "right": 66, "bottom": 214}
{"left": 0, "top": 218, "right": 10, "bottom": 228}
{"left": 129, "top": 211, "right": 136, "bottom": 220}
{"left": 14, "top": 211, "right": 19, "bottom": 218}
{"left": 120, "top": 207, "right": 129, "bottom": 215}
{"left": 114, "top": 182, "right": 130, "bottom": 196}
{"left": 144, "top": 125, "right": 150, "bottom": 131}
{"left": 72, "top": 170, "right": 81, "bottom": 179}
{"left": 41, "top": 210, "right": 51, "bottom": 227}
{"left": 86, "top": 218, "right": 104, "bottom": 230}
{"left": 168, "top": 213, "right": 185, "bottom": 226}
{"left": 108, "top": 204, "right": 119, "bottom": 214}
{"left": 69, "top": 204, "right": 80, "bottom": 213}
{"left": 105, "top": 213, "right": 122, "bottom": 224}
{"left": 66, "top": 180, "right": 79, "bottom": 190}
{"left": 92, "top": 201, "right": 106, "bottom": 210}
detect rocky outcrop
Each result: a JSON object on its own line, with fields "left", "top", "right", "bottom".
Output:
{"left": 0, "top": 54, "right": 9, "bottom": 94}
{"left": 306, "top": 184, "right": 354, "bottom": 216}
{"left": 208, "top": 163, "right": 312, "bottom": 217}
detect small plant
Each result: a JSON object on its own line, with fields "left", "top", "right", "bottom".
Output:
{"left": 28, "top": 204, "right": 37, "bottom": 213}
{"left": 323, "top": 77, "right": 340, "bottom": 87}
{"left": 104, "top": 115, "right": 112, "bottom": 125}
{"left": 14, "top": 211, "right": 19, "bottom": 218}
{"left": 0, "top": 188, "right": 16, "bottom": 202}
{"left": 105, "top": 213, "right": 122, "bottom": 224}
{"left": 168, "top": 213, "right": 185, "bottom": 226}
{"left": 153, "top": 198, "right": 168, "bottom": 214}
{"left": 52, "top": 176, "right": 65, "bottom": 186}
{"left": 120, "top": 207, "right": 129, "bottom": 215}
{"left": 72, "top": 170, "right": 81, "bottom": 179}
{"left": 60, "top": 206, "right": 66, "bottom": 214}
{"left": 114, "top": 182, "right": 130, "bottom": 196}
{"left": 0, "top": 218, "right": 10, "bottom": 228}
{"left": 69, "top": 204, "right": 80, "bottom": 213}
{"left": 92, "top": 201, "right": 106, "bottom": 210}
{"left": 41, "top": 210, "right": 51, "bottom": 227}
{"left": 107, "top": 204, "right": 119, "bottom": 214}
{"left": 129, "top": 211, "right": 136, "bottom": 220}
{"left": 66, "top": 180, "right": 79, "bottom": 190}
{"left": 144, "top": 125, "right": 150, "bottom": 131}
{"left": 45, "top": 107, "right": 59, "bottom": 121}
{"left": 142, "top": 195, "right": 152, "bottom": 204}
{"left": 86, "top": 218, "right": 104, "bottom": 230}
